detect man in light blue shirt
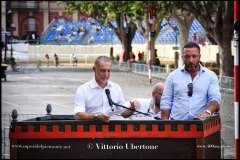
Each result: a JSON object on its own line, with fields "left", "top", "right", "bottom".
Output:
{"left": 160, "top": 42, "right": 221, "bottom": 120}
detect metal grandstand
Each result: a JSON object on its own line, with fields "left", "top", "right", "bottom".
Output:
{"left": 40, "top": 18, "right": 207, "bottom": 45}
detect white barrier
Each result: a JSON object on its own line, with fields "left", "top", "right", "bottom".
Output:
{"left": 3, "top": 43, "right": 219, "bottom": 64}
{"left": 27, "top": 44, "right": 219, "bottom": 63}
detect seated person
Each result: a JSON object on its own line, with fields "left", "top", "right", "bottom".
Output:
{"left": 123, "top": 83, "right": 164, "bottom": 119}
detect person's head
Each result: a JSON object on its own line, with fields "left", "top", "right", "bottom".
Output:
{"left": 93, "top": 56, "right": 112, "bottom": 88}
{"left": 182, "top": 42, "right": 201, "bottom": 72}
{"left": 152, "top": 83, "right": 164, "bottom": 108}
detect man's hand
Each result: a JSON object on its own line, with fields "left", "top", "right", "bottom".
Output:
{"left": 197, "top": 100, "right": 219, "bottom": 119}
{"left": 75, "top": 112, "right": 110, "bottom": 123}
{"left": 161, "top": 109, "right": 170, "bottom": 120}
{"left": 130, "top": 100, "right": 141, "bottom": 110}
{"left": 121, "top": 100, "right": 141, "bottom": 118}
{"left": 198, "top": 110, "right": 211, "bottom": 119}
{"left": 97, "top": 113, "right": 110, "bottom": 123}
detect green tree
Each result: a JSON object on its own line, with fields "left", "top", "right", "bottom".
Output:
{"left": 63, "top": 1, "right": 175, "bottom": 65}
{"left": 63, "top": 1, "right": 234, "bottom": 76}
{"left": 134, "top": 1, "right": 234, "bottom": 76}
{"left": 132, "top": 1, "right": 168, "bottom": 65}
{"left": 166, "top": 2, "right": 195, "bottom": 67}
{"left": 63, "top": 1, "right": 137, "bottom": 62}
{"left": 182, "top": 1, "right": 234, "bottom": 77}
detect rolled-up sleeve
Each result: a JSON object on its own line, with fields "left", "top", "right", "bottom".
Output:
{"left": 208, "top": 74, "right": 221, "bottom": 104}
{"left": 160, "top": 74, "right": 173, "bottom": 110}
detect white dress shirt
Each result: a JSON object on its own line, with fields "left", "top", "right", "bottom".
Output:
{"left": 128, "top": 98, "right": 161, "bottom": 119}
{"left": 74, "top": 77, "right": 126, "bottom": 115}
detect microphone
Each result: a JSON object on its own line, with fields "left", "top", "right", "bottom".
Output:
{"left": 105, "top": 89, "right": 114, "bottom": 111}
{"left": 105, "top": 89, "right": 149, "bottom": 116}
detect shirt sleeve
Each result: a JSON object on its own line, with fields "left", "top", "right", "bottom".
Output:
{"left": 74, "top": 86, "right": 86, "bottom": 115}
{"left": 208, "top": 73, "right": 221, "bottom": 104}
{"left": 160, "top": 73, "right": 173, "bottom": 110}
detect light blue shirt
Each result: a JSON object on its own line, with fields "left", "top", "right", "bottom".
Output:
{"left": 160, "top": 64, "right": 221, "bottom": 120}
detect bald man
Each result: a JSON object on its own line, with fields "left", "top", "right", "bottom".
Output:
{"left": 74, "top": 56, "right": 126, "bottom": 123}
{"left": 122, "top": 83, "right": 164, "bottom": 119}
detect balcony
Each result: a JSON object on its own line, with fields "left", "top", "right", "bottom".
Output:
{"left": 11, "top": 1, "right": 39, "bottom": 10}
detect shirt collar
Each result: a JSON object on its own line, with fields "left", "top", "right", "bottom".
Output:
{"left": 89, "top": 77, "right": 113, "bottom": 89}
{"left": 181, "top": 63, "right": 206, "bottom": 74}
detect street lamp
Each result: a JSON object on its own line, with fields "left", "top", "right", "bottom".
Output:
{"left": 7, "top": 9, "right": 16, "bottom": 71}
{"left": 2, "top": 31, "right": 10, "bottom": 64}
{"left": 174, "top": 26, "right": 179, "bottom": 45}
{"left": 109, "top": 28, "right": 114, "bottom": 60}
{"left": 173, "top": 26, "right": 180, "bottom": 68}
{"left": 109, "top": 28, "right": 113, "bottom": 47}
{"left": 8, "top": 10, "right": 13, "bottom": 58}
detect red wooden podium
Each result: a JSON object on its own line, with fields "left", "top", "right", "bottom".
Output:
{"left": 9, "top": 114, "right": 221, "bottom": 159}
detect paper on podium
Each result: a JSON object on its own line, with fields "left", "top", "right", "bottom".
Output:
{"left": 107, "top": 110, "right": 123, "bottom": 120}
{"left": 129, "top": 115, "right": 155, "bottom": 120}
{"left": 107, "top": 110, "right": 122, "bottom": 116}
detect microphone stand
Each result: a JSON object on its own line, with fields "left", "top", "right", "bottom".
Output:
{"left": 111, "top": 101, "right": 149, "bottom": 116}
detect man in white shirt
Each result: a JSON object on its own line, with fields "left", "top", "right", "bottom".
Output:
{"left": 123, "top": 83, "right": 164, "bottom": 119}
{"left": 74, "top": 56, "right": 130, "bottom": 123}
{"left": 71, "top": 54, "right": 78, "bottom": 66}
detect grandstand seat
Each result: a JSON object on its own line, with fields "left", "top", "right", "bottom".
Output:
{"left": 41, "top": 18, "right": 206, "bottom": 45}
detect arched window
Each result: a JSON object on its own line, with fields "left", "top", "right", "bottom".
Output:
{"left": 28, "top": 17, "right": 36, "bottom": 32}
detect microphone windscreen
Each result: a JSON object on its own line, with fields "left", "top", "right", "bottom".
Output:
{"left": 105, "top": 89, "right": 110, "bottom": 94}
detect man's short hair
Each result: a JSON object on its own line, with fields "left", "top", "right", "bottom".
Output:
{"left": 94, "top": 56, "right": 111, "bottom": 67}
{"left": 183, "top": 42, "right": 200, "bottom": 53}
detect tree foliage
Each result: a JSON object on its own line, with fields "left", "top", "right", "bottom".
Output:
{"left": 63, "top": 1, "right": 234, "bottom": 76}
{"left": 64, "top": 1, "right": 138, "bottom": 61}
{"left": 131, "top": 1, "right": 171, "bottom": 65}
{"left": 182, "top": 1, "right": 234, "bottom": 76}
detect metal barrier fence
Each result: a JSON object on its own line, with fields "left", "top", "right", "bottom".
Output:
{"left": 113, "top": 61, "right": 234, "bottom": 92}
{"left": 218, "top": 76, "right": 234, "bottom": 92}
{"left": 1, "top": 114, "right": 47, "bottom": 159}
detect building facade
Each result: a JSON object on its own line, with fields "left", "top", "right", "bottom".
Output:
{"left": 1, "top": 1, "right": 78, "bottom": 40}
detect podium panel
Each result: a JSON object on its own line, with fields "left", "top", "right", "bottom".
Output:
{"left": 9, "top": 114, "right": 221, "bottom": 159}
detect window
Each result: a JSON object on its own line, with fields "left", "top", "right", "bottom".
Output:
{"left": 28, "top": 17, "right": 36, "bottom": 31}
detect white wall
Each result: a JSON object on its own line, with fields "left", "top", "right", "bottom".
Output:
{"left": 5, "top": 43, "right": 219, "bottom": 63}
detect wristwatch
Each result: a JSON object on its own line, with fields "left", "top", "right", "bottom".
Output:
{"left": 204, "top": 109, "right": 212, "bottom": 115}
{"left": 93, "top": 114, "right": 99, "bottom": 121}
